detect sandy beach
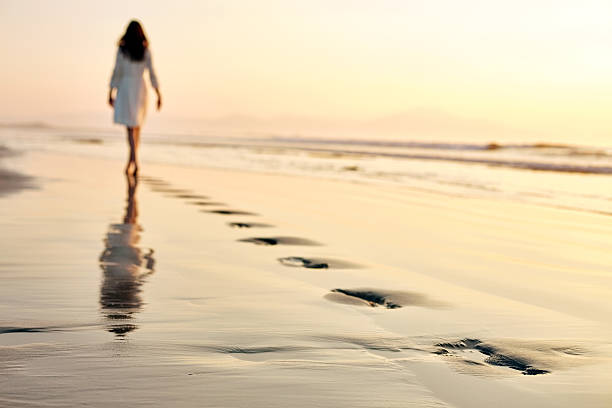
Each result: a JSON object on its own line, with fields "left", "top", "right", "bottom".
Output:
{"left": 4, "top": 2, "right": 612, "bottom": 405}
{"left": 1, "top": 146, "right": 611, "bottom": 407}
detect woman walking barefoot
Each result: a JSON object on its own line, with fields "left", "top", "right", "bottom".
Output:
{"left": 108, "top": 20, "right": 161, "bottom": 176}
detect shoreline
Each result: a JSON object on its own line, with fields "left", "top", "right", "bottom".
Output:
{"left": 2, "top": 123, "right": 612, "bottom": 220}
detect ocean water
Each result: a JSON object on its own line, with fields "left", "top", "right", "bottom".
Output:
{"left": 2, "top": 122, "right": 610, "bottom": 216}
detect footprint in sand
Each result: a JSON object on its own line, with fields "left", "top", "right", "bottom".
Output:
{"left": 278, "top": 256, "right": 362, "bottom": 269}
{"left": 140, "top": 178, "right": 214, "bottom": 202}
{"left": 138, "top": 176, "right": 167, "bottom": 184}
{"left": 325, "top": 288, "right": 446, "bottom": 309}
{"left": 433, "top": 338, "right": 588, "bottom": 376}
{"left": 228, "top": 222, "right": 274, "bottom": 229}
{"left": 192, "top": 201, "right": 226, "bottom": 206}
{"left": 175, "top": 194, "right": 210, "bottom": 200}
{"left": 209, "top": 210, "right": 258, "bottom": 216}
{"left": 239, "top": 237, "right": 321, "bottom": 246}
{"left": 139, "top": 178, "right": 261, "bottom": 219}
{"left": 278, "top": 256, "right": 329, "bottom": 269}
{"left": 152, "top": 188, "right": 194, "bottom": 194}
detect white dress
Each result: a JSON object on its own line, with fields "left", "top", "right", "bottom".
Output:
{"left": 110, "top": 48, "right": 159, "bottom": 127}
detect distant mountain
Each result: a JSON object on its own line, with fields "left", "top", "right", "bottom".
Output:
{"left": 361, "top": 109, "right": 514, "bottom": 137}
{"left": 0, "top": 109, "right": 527, "bottom": 140}
{"left": 190, "top": 109, "right": 519, "bottom": 139}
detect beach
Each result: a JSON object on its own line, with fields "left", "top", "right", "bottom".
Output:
{"left": 1, "top": 131, "right": 611, "bottom": 407}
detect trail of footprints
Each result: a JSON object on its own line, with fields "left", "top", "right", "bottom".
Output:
{"left": 139, "top": 175, "right": 585, "bottom": 376}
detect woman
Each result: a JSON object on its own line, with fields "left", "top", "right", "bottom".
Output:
{"left": 108, "top": 20, "right": 161, "bottom": 176}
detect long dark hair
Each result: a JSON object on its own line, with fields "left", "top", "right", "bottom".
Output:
{"left": 118, "top": 20, "right": 148, "bottom": 62}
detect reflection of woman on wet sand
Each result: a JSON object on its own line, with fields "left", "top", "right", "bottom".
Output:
{"left": 99, "top": 175, "right": 155, "bottom": 336}
{"left": 108, "top": 20, "right": 161, "bottom": 176}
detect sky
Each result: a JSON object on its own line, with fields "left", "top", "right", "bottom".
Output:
{"left": 1, "top": 0, "right": 612, "bottom": 142}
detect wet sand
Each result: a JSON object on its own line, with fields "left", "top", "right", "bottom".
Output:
{"left": 1, "top": 151, "right": 611, "bottom": 407}
{"left": 0, "top": 146, "right": 35, "bottom": 197}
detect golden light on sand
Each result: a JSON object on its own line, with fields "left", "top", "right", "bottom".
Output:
{"left": 2, "top": 3, "right": 612, "bottom": 405}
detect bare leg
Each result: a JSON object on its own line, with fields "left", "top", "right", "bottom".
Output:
{"left": 125, "top": 127, "right": 136, "bottom": 175}
{"left": 133, "top": 127, "right": 140, "bottom": 177}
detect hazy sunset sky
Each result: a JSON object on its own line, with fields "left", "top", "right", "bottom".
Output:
{"left": 2, "top": 0, "right": 612, "bottom": 141}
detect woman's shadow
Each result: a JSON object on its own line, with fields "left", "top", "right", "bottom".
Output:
{"left": 99, "top": 174, "right": 155, "bottom": 337}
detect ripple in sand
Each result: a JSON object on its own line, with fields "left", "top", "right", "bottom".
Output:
{"left": 187, "top": 344, "right": 314, "bottom": 363}
{"left": 310, "top": 334, "right": 425, "bottom": 353}
{"left": 205, "top": 345, "right": 309, "bottom": 354}
{"left": 0, "top": 326, "right": 54, "bottom": 334}
{"left": 239, "top": 237, "right": 321, "bottom": 246}
{"left": 326, "top": 288, "right": 446, "bottom": 309}
{"left": 433, "top": 338, "right": 588, "bottom": 376}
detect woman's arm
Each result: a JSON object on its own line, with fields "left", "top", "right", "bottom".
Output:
{"left": 154, "top": 87, "right": 162, "bottom": 110}
{"left": 146, "top": 49, "right": 162, "bottom": 110}
{"left": 108, "top": 88, "right": 115, "bottom": 107}
{"left": 108, "top": 49, "right": 122, "bottom": 107}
